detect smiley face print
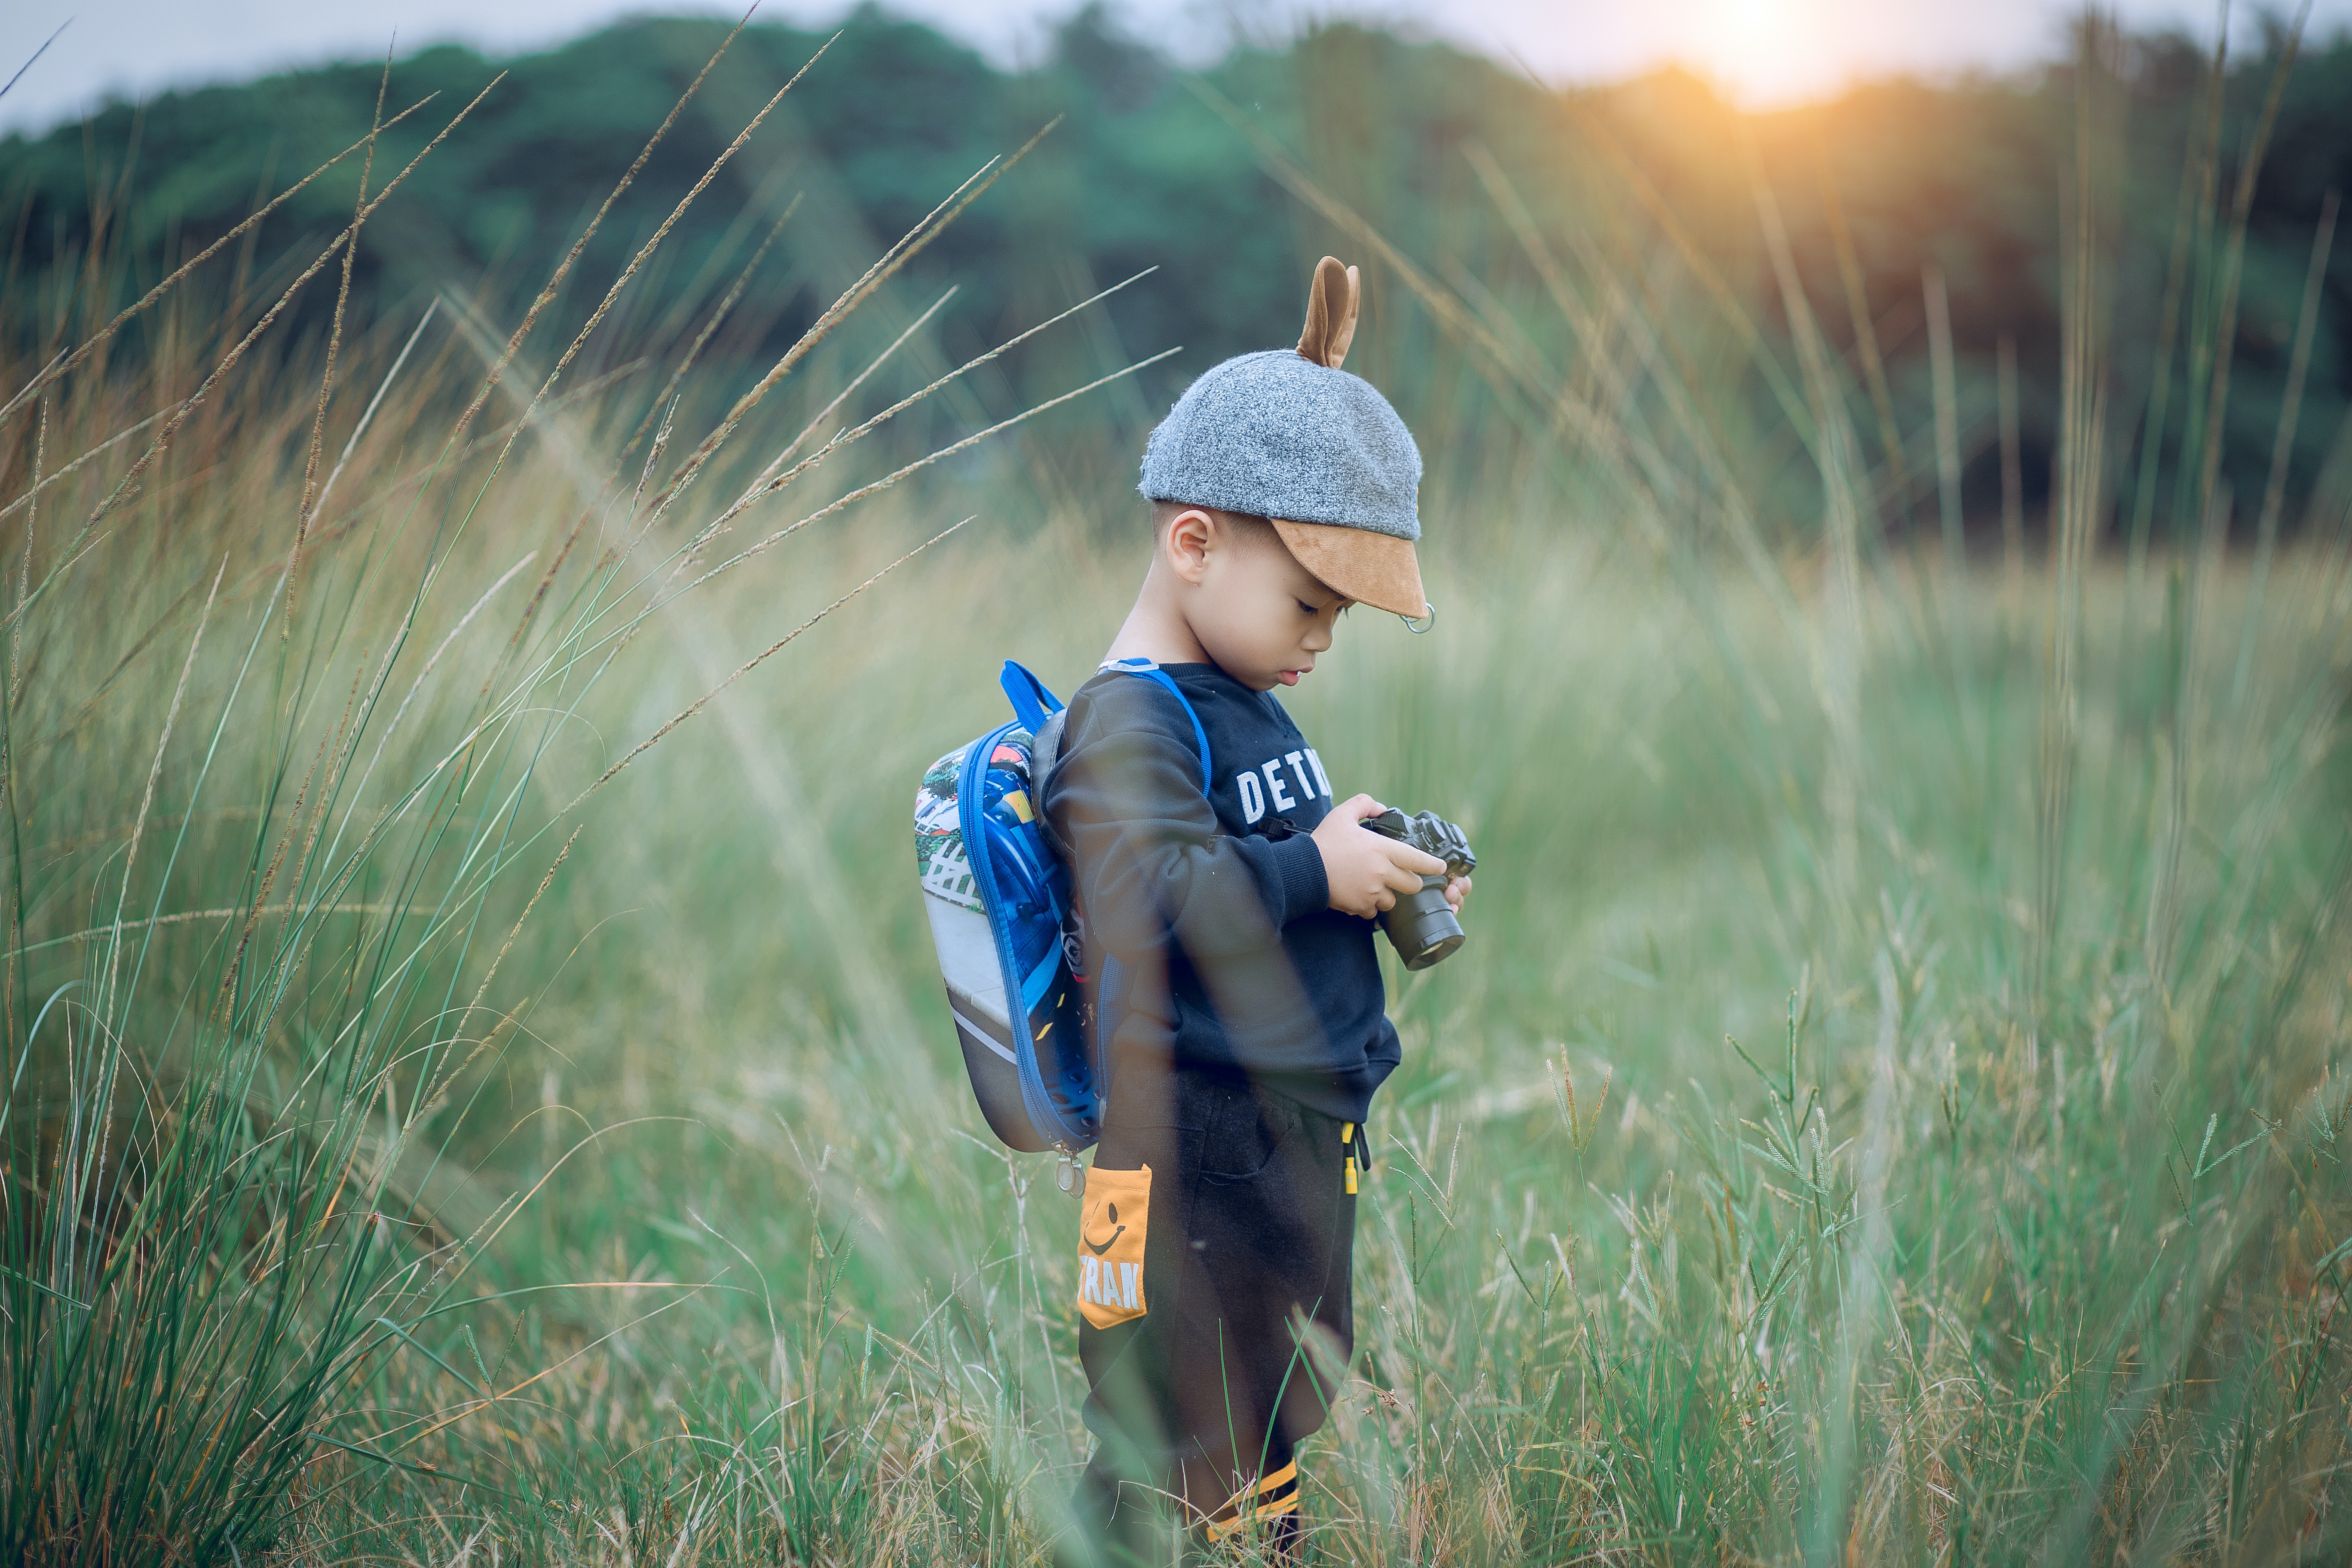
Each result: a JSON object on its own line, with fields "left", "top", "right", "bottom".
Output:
{"left": 1076, "top": 1164, "right": 1150, "bottom": 1329}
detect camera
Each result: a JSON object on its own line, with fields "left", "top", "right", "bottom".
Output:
{"left": 1359, "top": 809, "right": 1476, "bottom": 970}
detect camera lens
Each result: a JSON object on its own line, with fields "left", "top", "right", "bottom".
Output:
{"left": 1362, "top": 811, "right": 1472, "bottom": 970}
{"left": 1384, "top": 880, "right": 1465, "bottom": 970}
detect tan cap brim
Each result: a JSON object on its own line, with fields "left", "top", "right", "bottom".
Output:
{"left": 1270, "top": 518, "right": 1427, "bottom": 619}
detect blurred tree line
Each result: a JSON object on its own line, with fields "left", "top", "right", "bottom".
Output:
{"left": 3, "top": 3, "right": 2346, "bottom": 541}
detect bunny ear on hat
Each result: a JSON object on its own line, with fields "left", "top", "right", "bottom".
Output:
{"left": 1295, "top": 255, "right": 1361, "bottom": 370}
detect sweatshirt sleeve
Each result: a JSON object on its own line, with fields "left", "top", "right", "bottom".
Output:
{"left": 1041, "top": 680, "right": 1328, "bottom": 968}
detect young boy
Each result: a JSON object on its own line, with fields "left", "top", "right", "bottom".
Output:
{"left": 1041, "top": 257, "right": 1470, "bottom": 1565}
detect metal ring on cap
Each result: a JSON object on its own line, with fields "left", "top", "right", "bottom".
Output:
{"left": 1400, "top": 600, "right": 1436, "bottom": 634}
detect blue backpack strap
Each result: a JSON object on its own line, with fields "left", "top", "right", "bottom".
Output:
{"left": 1099, "top": 656, "right": 1211, "bottom": 795}
{"left": 1000, "top": 661, "right": 1063, "bottom": 733}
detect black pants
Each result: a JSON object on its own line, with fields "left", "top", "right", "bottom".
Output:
{"left": 1071, "top": 1066, "right": 1360, "bottom": 1564}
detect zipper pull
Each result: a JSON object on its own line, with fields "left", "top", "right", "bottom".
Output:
{"left": 1055, "top": 1145, "right": 1085, "bottom": 1199}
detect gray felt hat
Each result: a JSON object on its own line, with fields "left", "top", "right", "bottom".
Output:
{"left": 1137, "top": 258, "right": 1427, "bottom": 617}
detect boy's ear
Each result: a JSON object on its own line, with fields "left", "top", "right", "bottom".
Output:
{"left": 1296, "top": 256, "right": 1361, "bottom": 371}
{"left": 1161, "top": 506, "right": 1216, "bottom": 582}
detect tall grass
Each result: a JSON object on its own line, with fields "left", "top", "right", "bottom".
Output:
{"left": 4, "top": 15, "right": 2352, "bottom": 1568}
{"left": 0, "top": 27, "right": 1167, "bottom": 1563}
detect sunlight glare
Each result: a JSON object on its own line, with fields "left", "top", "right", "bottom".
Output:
{"left": 1691, "top": 0, "right": 1829, "bottom": 105}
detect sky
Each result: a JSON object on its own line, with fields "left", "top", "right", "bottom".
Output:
{"left": 4, "top": 0, "right": 2348, "bottom": 135}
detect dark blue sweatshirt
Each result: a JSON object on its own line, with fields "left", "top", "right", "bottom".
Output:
{"left": 1039, "top": 662, "right": 1399, "bottom": 1122}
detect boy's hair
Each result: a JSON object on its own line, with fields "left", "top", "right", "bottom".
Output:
{"left": 1148, "top": 499, "right": 1278, "bottom": 544}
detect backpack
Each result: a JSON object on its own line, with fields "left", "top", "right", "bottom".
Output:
{"left": 913, "top": 658, "right": 1210, "bottom": 1193}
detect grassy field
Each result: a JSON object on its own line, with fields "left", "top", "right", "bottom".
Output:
{"left": 4, "top": 28, "right": 2352, "bottom": 1567}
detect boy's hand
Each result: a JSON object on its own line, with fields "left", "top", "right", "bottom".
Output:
{"left": 1314, "top": 795, "right": 1447, "bottom": 919}
{"left": 1443, "top": 874, "right": 1473, "bottom": 913}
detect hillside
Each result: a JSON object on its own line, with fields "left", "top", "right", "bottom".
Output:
{"left": 4, "top": 8, "right": 2349, "bottom": 529}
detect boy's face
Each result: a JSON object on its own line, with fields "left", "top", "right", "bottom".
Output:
{"left": 1164, "top": 508, "right": 1348, "bottom": 692}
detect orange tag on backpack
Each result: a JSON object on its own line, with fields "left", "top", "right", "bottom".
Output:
{"left": 1077, "top": 1164, "right": 1150, "bottom": 1329}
